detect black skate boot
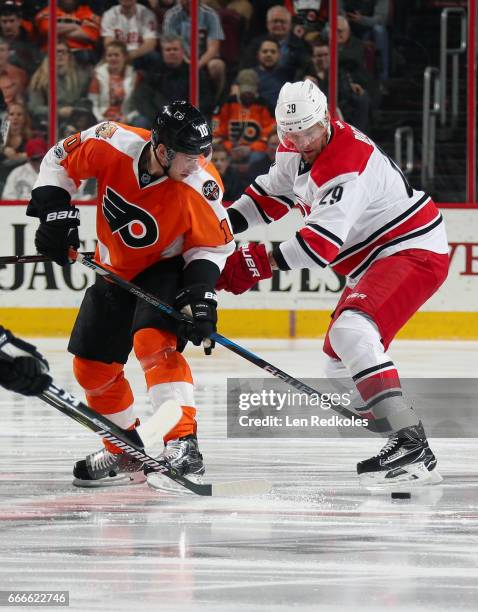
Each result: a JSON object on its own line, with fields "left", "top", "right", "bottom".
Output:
{"left": 146, "top": 434, "right": 205, "bottom": 494}
{"left": 357, "top": 422, "right": 442, "bottom": 488}
{"left": 73, "top": 448, "right": 146, "bottom": 488}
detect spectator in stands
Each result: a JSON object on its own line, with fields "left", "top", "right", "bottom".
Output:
{"left": 88, "top": 40, "right": 139, "bottom": 123}
{"left": 1, "top": 101, "right": 31, "bottom": 162}
{"left": 211, "top": 142, "right": 247, "bottom": 201}
{"left": 163, "top": 0, "right": 226, "bottom": 101}
{"left": 343, "top": 0, "right": 390, "bottom": 82}
{"left": 247, "top": 126, "right": 278, "bottom": 181}
{"left": 145, "top": 0, "right": 175, "bottom": 29}
{"left": 252, "top": 38, "right": 294, "bottom": 112}
{"left": 337, "top": 14, "right": 367, "bottom": 79}
{"left": 223, "top": 1, "right": 253, "bottom": 26}
{"left": 213, "top": 68, "right": 275, "bottom": 165}
{"left": 1, "top": 136, "right": 46, "bottom": 199}
{"left": 62, "top": 98, "right": 97, "bottom": 136}
{"left": 0, "top": 0, "right": 41, "bottom": 75}
{"left": 34, "top": 0, "right": 101, "bottom": 65}
{"left": 130, "top": 34, "right": 214, "bottom": 125}
{"left": 101, "top": 0, "right": 159, "bottom": 70}
{"left": 307, "top": 40, "right": 370, "bottom": 132}
{"left": 337, "top": 15, "right": 378, "bottom": 106}
{"left": 28, "top": 42, "right": 90, "bottom": 126}
{"left": 284, "top": 0, "right": 327, "bottom": 36}
{"left": 241, "top": 5, "right": 311, "bottom": 74}
{"left": 0, "top": 36, "right": 27, "bottom": 105}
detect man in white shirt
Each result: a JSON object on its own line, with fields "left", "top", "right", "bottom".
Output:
{"left": 101, "top": 0, "right": 158, "bottom": 68}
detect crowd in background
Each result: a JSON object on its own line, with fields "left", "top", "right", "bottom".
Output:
{"left": 0, "top": 0, "right": 415, "bottom": 199}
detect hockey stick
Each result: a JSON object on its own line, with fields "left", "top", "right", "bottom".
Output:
{"left": 0, "top": 252, "right": 95, "bottom": 265}
{"left": 68, "top": 250, "right": 378, "bottom": 433}
{"left": 38, "top": 383, "right": 271, "bottom": 497}
{"left": 0, "top": 250, "right": 377, "bottom": 431}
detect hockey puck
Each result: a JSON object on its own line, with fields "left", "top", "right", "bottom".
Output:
{"left": 391, "top": 491, "right": 411, "bottom": 499}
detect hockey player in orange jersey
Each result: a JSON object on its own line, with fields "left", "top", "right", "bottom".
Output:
{"left": 27, "top": 101, "right": 235, "bottom": 487}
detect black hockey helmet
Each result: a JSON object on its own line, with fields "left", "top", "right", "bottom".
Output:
{"left": 151, "top": 101, "right": 212, "bottom": 158}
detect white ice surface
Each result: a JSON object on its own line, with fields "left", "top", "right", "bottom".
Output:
{"left": 0, "top": 339, "right": 477, "bottom": 612}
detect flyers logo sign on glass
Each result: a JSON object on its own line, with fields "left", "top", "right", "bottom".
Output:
{"left": 202, "top": 180, "right": 220, "bottom": 201}
{"left": 102, "top": 187, "right": 159, "bottom": 248}
{"left": 95, "top": 122, "right": 118, "bottom": 140}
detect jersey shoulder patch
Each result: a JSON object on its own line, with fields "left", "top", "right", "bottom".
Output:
{"left": 311, "top": 121, "right": 374, "bottom": 189}
{"left": 87, "top": 121, "right": 150, "bottom": 159}
{"left": 183, "top": 162, "right": 224, "bottom": 204}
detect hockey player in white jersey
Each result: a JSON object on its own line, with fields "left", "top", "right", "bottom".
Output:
{"left": 218, "top": 80, "right": 449, "bottom": 488}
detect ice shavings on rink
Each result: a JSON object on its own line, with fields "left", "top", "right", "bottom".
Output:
{"left": 0, "top": 339, "right": 477, "bottom": 612}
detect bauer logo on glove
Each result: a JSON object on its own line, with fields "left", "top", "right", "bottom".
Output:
{"left": 216, "top": 242, "right": 273, "bottom": 295}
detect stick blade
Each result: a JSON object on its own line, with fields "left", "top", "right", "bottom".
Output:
{"left": 211, "top": 478, "right": 272, "bottom": 497}
{"left": 138, "top": 400, "right": 183, "bottom": 450}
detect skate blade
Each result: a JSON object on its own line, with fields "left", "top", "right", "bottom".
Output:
{"left": 146, "top": 472, "right": 202, "bottom": 496}
{"left": 73, "top": 471, "right": 146, "bottom": 488}
{"left": 359, "top": 463, "right": 443, "bottom": 492}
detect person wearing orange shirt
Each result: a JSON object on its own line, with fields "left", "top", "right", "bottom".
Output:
{"left": 26, "top": 101, "right": 235, "bottom": 488}
{"left": 34, "top": 0, "right": 101, "bottom": 65}
{"left": 213, "top": 68, "right": 276, "bottom": 165}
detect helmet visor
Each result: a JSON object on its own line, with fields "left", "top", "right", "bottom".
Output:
{"left": 278, "top": 122, "right": 328, "bottom": 151}
{"left": 170, "top": 149, "right": 212, "bottom": 176}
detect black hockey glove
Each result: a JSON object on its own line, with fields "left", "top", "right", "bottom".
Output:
{"left": 35, "top": 205, "right": 80, "bottom": 266}
{"left": 175, "top": 284, "right": 218, "bottom": 355}
{"left": 0, "top": 327, "right": 52, "bottom": 396}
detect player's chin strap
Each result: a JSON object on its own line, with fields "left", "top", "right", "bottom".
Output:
{"left": 151, "top": 142, "right": 176, "bottom": 175}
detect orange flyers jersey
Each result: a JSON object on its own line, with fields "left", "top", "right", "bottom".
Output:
{"left": 34, "top": 121, "right": 235, "bottom": 280}
{"left": 212, "top": 98, "right": 276, "bottom": 152}
{"left": 35, "top": 5, "right": 101, "bottom": 51}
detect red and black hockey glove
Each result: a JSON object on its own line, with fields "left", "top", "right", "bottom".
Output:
{"left": 216, "top": 243, "right": 272, "bottom": 295}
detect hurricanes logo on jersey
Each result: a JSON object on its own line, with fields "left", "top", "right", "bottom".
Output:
{"left": 102, "top": 187, "right": 159, "bottom": 248}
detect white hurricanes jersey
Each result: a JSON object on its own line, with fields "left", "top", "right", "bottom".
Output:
{"left": 230, "top": 120, "right": 448, "bottom": 280}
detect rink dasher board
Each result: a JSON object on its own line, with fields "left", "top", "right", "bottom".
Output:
{"left": 0, "top": 203, "right": 476, "bottom": 337}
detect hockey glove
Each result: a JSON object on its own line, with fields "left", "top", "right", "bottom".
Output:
{"left": 216, "top": 242, "right": 272, "bottom": 295}
{"left": 175, "top": 284, "right": 218, "bottom": 355}
{"left": 35, "top": 205, "right": 80, "bottom": 266}
{"left": 0, "top": 327, "right": 52, "bottom": 395}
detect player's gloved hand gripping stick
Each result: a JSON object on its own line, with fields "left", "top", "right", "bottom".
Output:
{"left": 67, "top": 250, "right": 379, "bottom": 433}
{"left": 0, "top": 250, "right": 381, "bottom": 433}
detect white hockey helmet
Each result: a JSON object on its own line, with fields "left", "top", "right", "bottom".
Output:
{"left": 275, "top": 80, "right": 330, "bottom": 148}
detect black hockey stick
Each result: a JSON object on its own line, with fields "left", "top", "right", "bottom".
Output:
{"left": 0, "top": 250, "right": 378, "bottom": 432}
{"left": 67, "top": 250, "right": 378, "bottom": 433}
{"left": 0, "top": 251, "right": 95, "bottom": 265}
{"left": 39, "top": 383, "right": 271, "bottom": 497}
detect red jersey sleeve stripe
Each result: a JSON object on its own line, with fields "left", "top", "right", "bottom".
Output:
{"left": 299, "top": 227, "right": 341, "bottom": 263}
{"left": 306, "top": 223, "right": 344, "bottom": 248}
{"left": 245, "top": 185, "right": 291, "bottom": 222}
{"left": 295, "top": 232, "right": 328, "bottom": 267}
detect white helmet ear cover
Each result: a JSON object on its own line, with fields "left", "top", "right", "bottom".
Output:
{"left": 275, "top": 80, "right": 330, "bottom": 147}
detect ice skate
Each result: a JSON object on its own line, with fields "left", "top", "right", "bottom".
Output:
{"left": 146, "top": 434, "right": 205, "bottom": 494}
{"left": 73, "top": 447, "right": 146, "bottom": 487}
{"left": 357, "top": 422, "right": 443, "bottom": 489}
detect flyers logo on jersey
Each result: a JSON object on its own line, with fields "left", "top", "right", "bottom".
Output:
{"left": 102, "top": 187, "right": 159, "bottom": 248}
{"left": 202, "top": 180, "right": 220, "bottom": 201}
{"left": 95, "top": 122, "right": 118, "bottom": 140}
